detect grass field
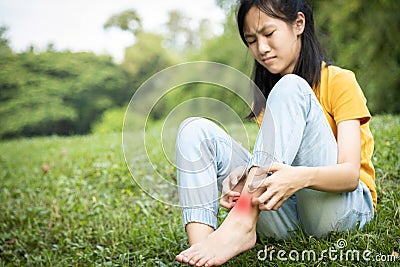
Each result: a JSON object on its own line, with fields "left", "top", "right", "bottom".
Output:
{"left": 1, "top": 115, "right": 399, "bottom": 266}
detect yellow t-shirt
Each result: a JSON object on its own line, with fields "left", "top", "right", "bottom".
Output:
{"left": 255, "top": 64, "right": 377, "bottom": 209}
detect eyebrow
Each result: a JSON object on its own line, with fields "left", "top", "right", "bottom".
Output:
{"left": 244, "top": 23, "right": 276, "bottom": 38}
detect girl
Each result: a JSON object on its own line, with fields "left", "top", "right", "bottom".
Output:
{"left": 176, "top": 0, "right": 375, "bottom": 266}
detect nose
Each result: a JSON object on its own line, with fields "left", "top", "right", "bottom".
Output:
{"left": 258, "top": 38, "right": 270, "bottom": 55}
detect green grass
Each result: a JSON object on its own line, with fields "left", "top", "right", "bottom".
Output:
{"left": 0, "top": 115, "right": 399, "bottom": 266}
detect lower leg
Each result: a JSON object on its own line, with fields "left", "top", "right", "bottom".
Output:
{"left": 177, "top": 117, "right": 251, "bottom": 250}
{"left": 176, "top": 167, "right": 264, "bottom": 266}
{"left": 186, "top": 222, "right": 214, "bottom": 245}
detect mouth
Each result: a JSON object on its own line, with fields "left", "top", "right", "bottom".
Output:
{"left": 262, "top": 56, "right": 277, "bottom": 64}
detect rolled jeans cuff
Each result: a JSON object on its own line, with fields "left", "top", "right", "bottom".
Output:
{"left": 182, "top": 207, "right": 218, "bottom": 230}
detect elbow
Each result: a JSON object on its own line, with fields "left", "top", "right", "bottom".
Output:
{"left": 348, "top": 168, "right": 360, "bottom": 192}
{"left": 348, "top": 179, "right": 359, "bottom": 192}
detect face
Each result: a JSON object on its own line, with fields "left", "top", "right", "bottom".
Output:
{"left": 244, "top": 6, "right": 305, "bottom": 75}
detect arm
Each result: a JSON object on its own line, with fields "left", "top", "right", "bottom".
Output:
{"left": 305, "top": 119, "right": 360, "bottom": 192}
{"left": 251, "top": 119, "right": 361, "bottom": 210}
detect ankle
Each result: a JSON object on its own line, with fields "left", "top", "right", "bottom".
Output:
{"left": 228, "top": 206, "right": 258, "bottom": 232}
{"left": 186, "top": 222, "right": 214, "bottom": 245}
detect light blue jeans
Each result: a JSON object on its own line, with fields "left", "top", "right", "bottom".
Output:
{"left": 176, "top": 74, "right": 374, "bottom": 239}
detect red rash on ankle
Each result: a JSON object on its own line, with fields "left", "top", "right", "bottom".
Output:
{"left": 235, "top": 193, "right": 252, "bottom": 213}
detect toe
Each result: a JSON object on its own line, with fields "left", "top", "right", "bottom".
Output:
{"left": 195, "top": 258, "right": 208, "bottom": 267}
{"left": 204, "top": 256, "right": 219, "bottom": 267}
{"left": 190, "top": 256, "right": 199, "bottom": 265}
{"left": 175, "top": 254, "right": 184, "bottom": 263}
{"left": 177, "top": 253, "right": 190, "bottom": 263}
{"left": 187, "top": 251, "right": 204, "bottom": 266}
{"left": 196, "top": 254, "right": 214, "bottom": 267}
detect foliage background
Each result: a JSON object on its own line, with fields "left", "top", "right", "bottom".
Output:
{"left": 0, "top": 0, "right": 399, "bottom": 139}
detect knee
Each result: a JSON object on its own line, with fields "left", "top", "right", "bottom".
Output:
{"left": 268, "top": 74, "right": 312, "bottom": 103}
{"left": 176, "top": 117, "right": 211, "bottom": 144}
{"left": 176, "top": 117, "right": 218, "bottom": 166}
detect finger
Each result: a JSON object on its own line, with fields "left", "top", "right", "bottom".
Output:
{"left": 248, "top": 175, "right": 271, "bottom": 193}
{"left": 252, "top": 189, "right": 273, "bottom": 206}
{"left": 268, "top": 162, "right": 284, "bottom": 172}
{"left": 220, "top": 193, "right": 240, "bottom": 209}
{"left": 272, "top": 198, "right": 286, "bottom": 211}
{"left": 227, "top": 191, "right": 240, "bottom": 198}
{"left": 220, "top": 196, "right": 237, "bottom": 209}
{"left": 220, "top": 201, "right": 235, "bottom": 209}
{"left": 221, "top": 189, "right": 241, "bottom": 198}
{"left": 254, "top": 166, "right": 270, "bottom": 176}
{"left": 219, "top": 200, "right": 229, "bottom": 209}
{"left": 262, "top": 195, "right": 282, "bottom": 210}
{"left": 258, "top": 203, "right": 269, "bottom": 211}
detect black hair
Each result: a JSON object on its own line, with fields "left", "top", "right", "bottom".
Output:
{"left": 237, "top": 0, "right": 328, "bottom": 118}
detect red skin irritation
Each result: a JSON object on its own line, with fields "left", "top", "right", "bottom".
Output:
{"left": 234, "top": 193, "right": 252, "bottom": 213}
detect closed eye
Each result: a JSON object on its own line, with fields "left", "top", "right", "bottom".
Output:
{"left": 244, "top": 33, "right": 256, "bottom": 45}
{"left": 265, "top": 31, "right": 274, "bottom": 37}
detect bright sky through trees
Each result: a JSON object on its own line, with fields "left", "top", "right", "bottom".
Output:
{"left": 0, "top": 0, "right": 225, "bottom": 62}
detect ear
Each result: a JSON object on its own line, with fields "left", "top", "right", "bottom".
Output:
{"left": 294, "top": 12, "right": 305, "bottom": 35}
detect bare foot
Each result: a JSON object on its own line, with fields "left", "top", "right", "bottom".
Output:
{"left": 176, "top": 200, "right": 257, "bottom": 266}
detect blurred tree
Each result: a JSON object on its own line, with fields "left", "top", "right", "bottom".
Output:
{"left": 0, "top": 26, "right": 12, "bottom": 55}
{"left": 192, "top": 9, "right": 252, "bottom": 75}
{"left": 165, "top": 10, "right": 214, "bottom": 52}
{"left": 91, "top": 106, "right": 126, "bottom": 134}
{"left": 0, "top": 51, "right": 129, "bottom": 138}
{"left": 121, "top": 31, "right": 178, "bottom": 104}
{"left": 164, "top": 10, "right": 190, "bottom": 50}
{"left": 198, "top": 19, "right": 214, "bottom": 42}
{"left": 215, "top": 0, "right": 237, "bottom": 12}
{"left": 104, "top": 9, "right": 142, "bottom": 36}
{"left": 316, "top": 0, "right": 400, "bottom": 114}
{"left": 162, "top": 9, "right": 253, "bottom": 121}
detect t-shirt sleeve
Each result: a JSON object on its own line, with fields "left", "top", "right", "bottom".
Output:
{"left": 330, "top": 70, "right": 371, "bottom": 125}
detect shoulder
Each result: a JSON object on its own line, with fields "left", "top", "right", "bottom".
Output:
{"left": 323, "top": 64, "right": 357, "bottom": 84}
{"left": 321, "top": 64, "right": 362, "bottom": 97}
{"left": 320, "top": 63, "right": 370, "bottom": 125}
